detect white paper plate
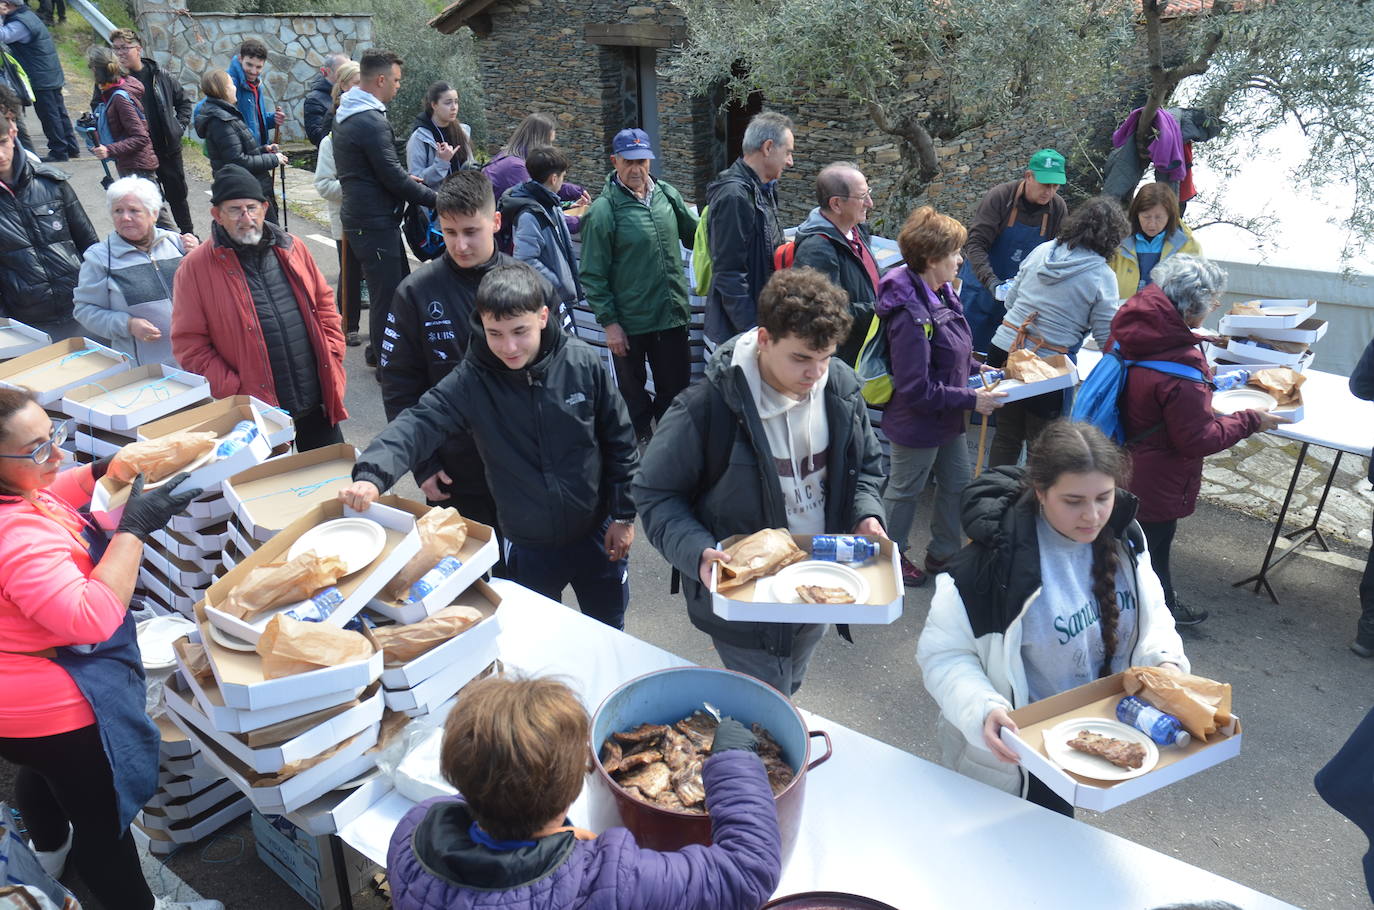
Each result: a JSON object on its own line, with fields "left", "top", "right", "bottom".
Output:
{"left": 1042, "top": 717, "right": 1159, "bottom": 781}
{"left": 136, "top": 614, "right": 196, "bottom": 670}
{"left": 206, "top": 622, "right": 258, "bottom": 653}
{"left": 1258, "top": 306, "right": 1304, "bottom": 316}
{"left": 757, "top": 560, "right": 870, "bottom": 605}
{"left": 1213, "top": 388, "right": 1277, "bottom": 415}
{"left": 287, "top": 518, "right": 385, "bottom": 574}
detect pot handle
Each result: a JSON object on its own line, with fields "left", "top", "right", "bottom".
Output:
{"left": 806, "top": 729, "right": 833, "bottom": 772}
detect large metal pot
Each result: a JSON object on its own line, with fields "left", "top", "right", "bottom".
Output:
{"left": 762, "top": 893, "right": 900, "bottom": 909}
{"left": 589, "top": 666, "right": 832, "bottom": 856}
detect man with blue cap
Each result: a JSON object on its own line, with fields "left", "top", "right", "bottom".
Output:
{"left": 580, "top": 127, "right": 698, "bottom": 442}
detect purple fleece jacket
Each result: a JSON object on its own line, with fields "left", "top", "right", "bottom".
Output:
{"left": 484, "top": 153, "right": 585, "bottom": 233}
{"left": 875, "top": 265, "right": 979, "bottom": 449}
{"left": 386, "top": 749, "right": 782, "bottom": 910}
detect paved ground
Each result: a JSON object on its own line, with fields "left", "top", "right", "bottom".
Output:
{"left": 4, "top": 101, "right": 1373, "bottom": 909}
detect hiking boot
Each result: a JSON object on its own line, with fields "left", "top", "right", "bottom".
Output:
{"left": 1351, "top": 636, "right": 1374, "bottom": 658}
{"left": 346, "top": 332, "right": 362, "bottom": 347}
{"left": 1169, "top": 599, "right": 1208, "bottom": 627}
{"left": 900, "top": 554, "right": 928, "bottom": 587}
{"left": 364, "top": 345, "right": 377, "bottom": 367}
{"left": 924, "top": 553, "right": 948, "bottom": 576}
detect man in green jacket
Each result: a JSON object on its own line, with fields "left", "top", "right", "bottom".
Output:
{"left": 579, "top": 128, "right": 698, "bottom": 442}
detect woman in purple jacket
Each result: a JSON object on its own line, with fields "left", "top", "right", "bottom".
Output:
{"left": 877, "top": 207, "right": 1006, "bottom": 587}
{"left": 386, "top": 675, "right": 783, "bottom": 910}
{"left": 484, "top": 113, "right": 589, "bottom": 230}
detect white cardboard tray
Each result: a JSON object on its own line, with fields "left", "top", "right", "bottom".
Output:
{"left": 710, "top": 534, "right": 903, "bottom": 624}
{"left": 60, "top": 363, "right": 210, "bottom": 431}
{"left": 0, "top": 337, "right": 131, "bottom": 405}
{"left": 0, "top": 317, "right": 52, "bottom": 360}
{"left": 377, "top": 581, "right": 503, "bottom": 690}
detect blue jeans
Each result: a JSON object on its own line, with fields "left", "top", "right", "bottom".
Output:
{"left": 506, "top": 519, "right": 629, "bottom": 629}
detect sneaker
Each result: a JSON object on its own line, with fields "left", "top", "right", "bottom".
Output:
{"left": 346, "top": 332, "right": 362, "bottom": 347}
{"left": 364, "top": 345, "right": 377, "bottom": 367}
{"left": 923, "top": 553, "right": 948, "bottom": 576}
{"left": 29, "top": 824, "right": 72, "bottom": 879}
{"left": 900, "top": 554, "right": 928, "bottom": 587}
{"left": 39, "top": 153, "right": 69, "bottom": 163}
{"left": 1351, "top": 637, "right": 1373, "bottom": 658}
{"left": 1169, "top": 599, "right": 1208, "bottom": 627}
{"left": 153, "top": 898, "right": 224, "bottom": 910}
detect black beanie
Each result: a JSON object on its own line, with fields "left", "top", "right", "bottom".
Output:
{"left": 211, "top": 164, "right": 267, "bottom": 205}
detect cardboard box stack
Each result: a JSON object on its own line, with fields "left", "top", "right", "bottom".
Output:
{"left": 1213, "top": 299, "right": 1322, "bottom": 371}
{"left": 133, "top": 714, "right": 249, "bottom": 857}
{"left": 251, "top": 810, "right": 378, "bottom": 910}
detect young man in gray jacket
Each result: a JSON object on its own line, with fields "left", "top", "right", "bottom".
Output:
{"left": 636, "top": 267, "right": 887, "bottom": 694}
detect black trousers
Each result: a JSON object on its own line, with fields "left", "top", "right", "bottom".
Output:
{"left": 349, "top": 227, "right": 410, "bottom": 358}
{"left": 292, "top": 405, "right": 344, "bottom": 452}
{"left": 0, "top": 725, "right": 154, "bottom": 910}
{"left": 613, "top": 325, "right": 691, "bottom": 438}
{"left": 1359, "top": 509, "right": 1374, "bottom": 645}
{"left": 336, "top": 238, "right": 363, "bottom": 334}
{"left": 1138, "top": 518, "right": 1178, "bottom": 612}
{"left": 32, "top": 87, "right": 78, "bottom": 159}
{"left": 15, "top": 106, "right": 32, "bottom": 155}
{"left": 1026, "top": 771, "right": 1075, "bottom": 818}
{"left": 154, "top": 143, "right": 194, "bottom": 234}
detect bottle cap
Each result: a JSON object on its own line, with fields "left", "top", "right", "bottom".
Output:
{"left": 1174, "top": 731, "right": 1191, "bottom": 748}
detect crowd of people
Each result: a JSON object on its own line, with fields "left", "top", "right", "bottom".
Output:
{"left": 0, "top": 13, "right": 1370, "bottom": 910}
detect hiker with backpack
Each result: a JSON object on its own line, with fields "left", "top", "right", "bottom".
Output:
{"left": 86, "top": 47, "right": 157, "bottom": 180}
{"left": 508, "top": 145, "right": 583, "bottom": 327}
{"left": 1104, "top": 254, "right": 1282, "bottom": 626}
{"left": 877, "top": 206, "right": 1006, "bottom": 588}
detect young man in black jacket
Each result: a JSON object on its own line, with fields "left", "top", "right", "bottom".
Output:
{"left": 108, "top": 29, "right": 193, "bottom": 233}
{"left": 333, "top": 48, "right": 437, "bottom": 368}
{"left": 637, "top": 267, "right": 887, "bottom": 694}
{"left": 342, "top": 262, "right": 639, "bottom": 629}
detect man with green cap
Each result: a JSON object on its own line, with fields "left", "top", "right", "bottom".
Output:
{"left": 957, "top": 148, "right": 1068, "bottom": 353}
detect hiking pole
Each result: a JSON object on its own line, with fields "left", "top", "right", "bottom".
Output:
{"left": 974, "top": 419, "right": 989, "bottom": 479}
{"left": 274, "top": 120, "right": 288, "bottom": 231}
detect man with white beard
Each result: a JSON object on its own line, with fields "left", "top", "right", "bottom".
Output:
{"left": 172, "top": 163, "right": 349, "bottom": 450}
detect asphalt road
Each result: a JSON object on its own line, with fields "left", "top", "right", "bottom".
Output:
{"left": 3, "top": 127, "right": 1371, "bottom": 910}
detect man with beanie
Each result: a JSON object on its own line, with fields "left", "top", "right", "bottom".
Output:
{"left": 333, "top": 48, "right": 437, "bottom": 370}
{"left": 172, "top": 164, "right": 348, "bottom": 450}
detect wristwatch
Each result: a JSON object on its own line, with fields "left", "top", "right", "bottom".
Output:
{"left": 612, "top": 517, "right": 635, "bottom": 526}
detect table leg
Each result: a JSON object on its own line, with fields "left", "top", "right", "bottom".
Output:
{"left": 1280, "top": 450, "right": 1344, "bottom": 553}
{"left": 329, "top": 834, "right": 355, "bottom": 910}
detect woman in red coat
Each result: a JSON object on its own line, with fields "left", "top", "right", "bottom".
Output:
{"left": 1111, "top": 254, "right": 1284, "bottom": 626}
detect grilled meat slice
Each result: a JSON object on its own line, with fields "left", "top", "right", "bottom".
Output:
{"left": 600, "top": 739, "right": 624, "bottom": 775}
{"left": 1068, "top": 730, "right": 1146, "bottom": 770}
{"left": 671, "top": 757, "right": 707, "bottom": 807}
{"left": 617, "top": 760, "right": 672, "bottom": 798}
{"left": 796, "top": 584, "right": 855, "bottom": 604}
{"left": 613, "top": 723, "right": 670, "bottom": 744}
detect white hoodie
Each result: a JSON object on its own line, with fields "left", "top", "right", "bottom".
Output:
{"left": 334, "top": 85, "right": 386, "bottom": 124}
{"left": 733, "top": 329, "right": 829, "bottom": 535}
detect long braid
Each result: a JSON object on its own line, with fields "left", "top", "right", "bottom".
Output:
{"left": 1091, "top": 532, "right": 1121, "bottom": 678}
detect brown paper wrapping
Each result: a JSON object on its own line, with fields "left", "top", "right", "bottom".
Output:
{"left": 371, "top": 604, "right": 485, "bottom": 665}
{"left": 715, "top": 528, "right": 806, "bottom": 591}
{"left": 251, "top": 728, "right": 369, "bottom": 785}
{"left": 179, "top": 638, "right": 215, "bottom": 683}
{"left": 1122, "top": 666, "right": 1233, "bottom": 741}
{"left": 1242, "top": 336, "right": 1308, "bottom": 355}
{"left": 1230, "top": 301, "right": 1265, "bottom": 317}
{"left": 1004, "top": 348, "right": 1064, "bottom": 383}
{"left": 1246, "top": 367, "right": 1306, "bottom": 407}
{"left": 109, "top": 431, "right": 217, "bottom": 484}
{"left": 382, "top": 507, "right": 469, "bottom": 602}
{"left": 221, "top": 551, "right": 349, "bottom": 621}
{"left": 256, "top": 615, "right": 374, "bottom": 680}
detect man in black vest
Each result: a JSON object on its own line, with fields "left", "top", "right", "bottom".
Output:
{"left": 0, "top": 0, "right": 75, "bottom": 162}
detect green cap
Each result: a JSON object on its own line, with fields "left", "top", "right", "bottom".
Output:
{"left": 1027, "top": 148, "right": 1066, "bottom": 185}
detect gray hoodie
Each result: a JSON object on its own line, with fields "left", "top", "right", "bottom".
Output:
{"left": 334, "top": 85, "right": 385, "bottom": 124}
{"left": 991, "top": 239, "right": 1120, "bottom": 356}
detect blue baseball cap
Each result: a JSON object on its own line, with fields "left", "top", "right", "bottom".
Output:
{"left": 613, "top": 128, "right": 655, "bottom": 160}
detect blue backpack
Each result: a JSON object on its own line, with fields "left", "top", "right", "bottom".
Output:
{"left": 94, "top": 88, "right": 145, "bottom": 147}
{"left": 1072, "top": 342, "right": 1208, "bottom": 444}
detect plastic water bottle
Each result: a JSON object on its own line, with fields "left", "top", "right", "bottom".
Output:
{"left": 811, "top": 535, "right": 879, "bottom": 564}
{"left": 408, "top": 556, "right": 463, "bottom": 602}
{"left": 993, "top": 279, "right": 1014, "bottom": 302}
{"left": 214, "top": 420, "right": 259, "bottom": 458}
{"left": 1116, "top": 696, "right": 1191, "bottom": 747}
{"left": 1213, "top": 370, "right": 1251, "bottom": 392}
{"left": 286, "top": 587, "right": 344, "bottom": 622}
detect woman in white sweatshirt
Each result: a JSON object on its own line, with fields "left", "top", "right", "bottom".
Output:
{"left": 916, "top": 419, "right": 1188, "bottom": 816}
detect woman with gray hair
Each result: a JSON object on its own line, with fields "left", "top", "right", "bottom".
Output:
{"left": 1108, "top": 253, "right": 1284, "bottom": 625}
{"left": 72, "top": 176, "right": 198, "bottom": 366}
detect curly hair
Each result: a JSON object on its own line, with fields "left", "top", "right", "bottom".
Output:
{"left": 897, "top": 205, "right": 967, "bottom": 273}
{"left": 1025, "top": 419, "right": 1132, "bottom": 678}
{"left": 758, "top": 267, "right": 854, "bottom": 351}
{"left": 1057, "top": 196, "right": 1131, "bottom": 259}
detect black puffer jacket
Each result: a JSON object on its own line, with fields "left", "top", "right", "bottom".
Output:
{"left": 635, "top": 334, "right": 887, "bottom": 649}
{"left": 303, "top": 74, "right": 333, "bottom": 147}
{"left": 195, "top": 98, "right": 277, "bottom": 199}
{"left": 355, "top": 313, "right": 639, "bottom": 549}
{"left": 332, "top": 94, "right": 436, "bottom": 231}
{"left": 0, "top": 154, "right": 99, "bottom": 326}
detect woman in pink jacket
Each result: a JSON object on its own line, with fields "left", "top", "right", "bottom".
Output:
{"left": 0, "top": 388, "right": 214, "bottom": 910}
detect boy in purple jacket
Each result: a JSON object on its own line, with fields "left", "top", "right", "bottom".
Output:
{"left": 386, "top": 675, "right": 783, "bottom": 910}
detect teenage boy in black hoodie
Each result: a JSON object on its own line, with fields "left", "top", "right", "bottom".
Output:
{"left": 343, "top": 262, "right": 640, "bottom": 629}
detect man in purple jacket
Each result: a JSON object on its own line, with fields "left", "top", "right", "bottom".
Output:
{"left": 386, "top": 675, "right": 783, "bottom": 910}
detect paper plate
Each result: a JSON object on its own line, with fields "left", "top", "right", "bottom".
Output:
{"left": 206, "top": 622, "right": 258, "bottom": 653}
{"left": 143, "top": 450, "right": 217, "bottom": 490}
{"left": 1042, "top": 717, "right": 1159, "bottom": 781}
{"left": 136, "top": 614, "right": 196, "bottom": 670}
{"left": 287, "top": 518, "right": 385, "bottom": 574}
{"left": 757, "top": 560, "right": 870, "bottom": 605}
{"left": 1259, "top": 306, "right": 1304, "bottom": 316}
{"left": 1213, "top": 388, "right": 1277, "bottom": 415}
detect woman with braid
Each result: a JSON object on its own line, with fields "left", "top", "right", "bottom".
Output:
{"left": 916, "top": 419, "right": 1188, "bottom": 816}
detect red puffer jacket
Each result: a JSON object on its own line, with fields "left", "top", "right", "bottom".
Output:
{"left": 1111, "top": 284, "right": 1263, "bottom": 523}
{"left": 170, "top": 225, "right": 348, "bottom": 425}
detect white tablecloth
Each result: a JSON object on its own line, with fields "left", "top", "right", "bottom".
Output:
{"left": 336, "top": 581, "right": 1294, "bottom": 909}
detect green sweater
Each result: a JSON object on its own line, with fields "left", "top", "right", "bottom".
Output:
{"left": 579, "top": 172, "right": 698, "bottom": 335}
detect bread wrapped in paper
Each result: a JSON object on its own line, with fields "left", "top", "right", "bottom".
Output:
{"left": 1248, "top": 367, "right": 1306, "bottom": 406}
{"left": 220, "top": 551, "right": 349, "bottom": 621}
{"left": 1230, "top": 301, "right": 1265, "bottom": 317}
{"left": 109, "top": 431, "right": 217, "bottom": 484}
{"left": 256, "top": 614, "right": 374, "bottom": 680}
{"left": 715, "top": 528, "right": 806, "bottom": 592}
{"left": 1004, "top": 348, "right": 1064, "bottom": 383}
{"left": 175, "top": 637, "right": 215, "bottom": 684}
{"left": 382, "top": 507, "right": 468, "bottom": 602}
{"left": 1122, "top": 666, "right": 1233, "bottom": 742}
{"left": 370, "top": 604, "right": 485, "bottom": 665}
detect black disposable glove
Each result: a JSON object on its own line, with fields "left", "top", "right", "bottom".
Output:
{"left": 90, "top": 455, "right": 112, "bottom": 482}
{"left": 710, "top": 717, "right": 758, "bottom": 755}
{"left": 116, "top": 472, "right": 202, "bottom": 542}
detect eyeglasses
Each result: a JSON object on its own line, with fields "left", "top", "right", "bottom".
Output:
{"left": 0, "top": 419, "right": 71, "bottom": 465}
{"left": 838, "top": 190, "right": 873, "bottom": 203}
{"left": 222, "top": 202, "right": 264, "bottom": 219}
{"left": 111, "top": 44, "right": 140, "bottom": 52}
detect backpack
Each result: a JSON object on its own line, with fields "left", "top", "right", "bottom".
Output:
{"left": 855, "top": 310, "right": 895, "bottom": 406}
{"left": 401, "top": 202, "right": 444, "bottom": 261}
{"left": 1071, "top": 341, "right": 1208, "bottom": 444}
{"left": 772, "top": 238, "right": 796, "bottom": 271}
{"left": 94, "top": 88, "right": 144, "bottom": 148}
{"left": 690, "top": 204, "right": 712, "bottom": 295}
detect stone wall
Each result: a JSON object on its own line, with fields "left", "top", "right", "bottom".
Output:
{"left": 128, "top": 0, "right": 373, "bottom": 143}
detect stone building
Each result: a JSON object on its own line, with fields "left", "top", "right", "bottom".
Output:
{"left": 431, "top": 0, "right": 1193, "bottom": 230}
